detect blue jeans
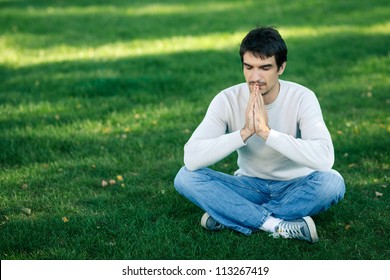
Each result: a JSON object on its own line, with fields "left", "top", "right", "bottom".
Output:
{"left": 174, "top": 167, "right": 345, "bottom": 235}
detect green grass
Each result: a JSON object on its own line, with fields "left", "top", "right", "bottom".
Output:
{"left": 0, "top": 0, "right": 389, "bottom": 260}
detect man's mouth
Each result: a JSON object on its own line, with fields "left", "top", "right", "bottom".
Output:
{"left": 250, "top": 83, "right": 266, "bottom": 90}
{"left": 251, "top": 81, "right": 266, "bottom": 87}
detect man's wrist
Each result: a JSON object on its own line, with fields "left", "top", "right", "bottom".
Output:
{"left": 240, "top": 128, "right": 253, "bottom": 143}
{"left": 257, "top": 127, "right": 270, "bottom": 141}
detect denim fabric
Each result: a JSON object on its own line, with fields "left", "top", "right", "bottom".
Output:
{"left": 174, "top": 167, "right": 345, "bottom": 235}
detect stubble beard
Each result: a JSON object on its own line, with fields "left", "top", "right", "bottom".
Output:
{"left": 249, "top": 81, "right": 268, "bottom": 95}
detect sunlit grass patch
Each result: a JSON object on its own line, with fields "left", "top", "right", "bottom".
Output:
{"left": 281, "top": 21, "right": 390, "bottom": 38}
{"left": 3, "top": 21, "right": 389, "bottom": 67}
{"left": 1, "top": 32, "right": 245, "bottom": 67}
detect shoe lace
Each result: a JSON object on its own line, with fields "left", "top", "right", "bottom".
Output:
{"left": 274, "top": 221, "right": 303, "bottom": 239}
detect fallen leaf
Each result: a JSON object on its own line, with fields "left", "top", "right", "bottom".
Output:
{"left": 375, "top": 191, "right": 383, "bottom": 197}
{"left": 345, "top": 224, "right": 351, "bottom": 231}
{"left": 102, "top": 180, "right": 108, "bottom": 187}
{"left": 0, "top": 215, "right": 9, "bottom": 226}
{"left": 102, "top": 127, "right": 111, "bottom": 134}
{"left": 21, "top": 207, "right": 31, "bottom": 215}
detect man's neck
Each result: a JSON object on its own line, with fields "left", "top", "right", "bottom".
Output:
{"left": 263, "top": 81, "right": 280, "bottom": 105}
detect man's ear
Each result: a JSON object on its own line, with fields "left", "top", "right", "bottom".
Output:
{"left": 278, "top": 62, "right": 287, "bottom": 75}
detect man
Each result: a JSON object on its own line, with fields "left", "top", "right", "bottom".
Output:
{"left": 174, "top": 27, "right": 345, "bottom": 243}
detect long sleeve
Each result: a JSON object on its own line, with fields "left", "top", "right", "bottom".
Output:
{"left": 266, "top": 129, "right": 334, "bottom": 171}
{"left": 184, "top": 93, "right": 246, "bottom": 171}
{"left": 265, "top": 88, "right": 334, "bottom": 171}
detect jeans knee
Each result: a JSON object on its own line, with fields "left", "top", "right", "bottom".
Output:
{"left": 174, "top": 166, "right": 204, "bottom": 194}
{"left": 320, "top": 170, "right": 346, "bottom": 202}
{"left": 173, "top": 166, "right": 188, "bottom": 194}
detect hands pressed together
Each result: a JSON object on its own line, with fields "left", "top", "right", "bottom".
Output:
{"left": 240, "top": 85, "right": 270, "bottom": 142}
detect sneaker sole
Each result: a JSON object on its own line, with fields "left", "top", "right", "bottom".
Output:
{"left": 200, "top": 212, "right": 211, "bottom": 230}
{"left": 302, "top": 216, "right": 319, "bottom": 243}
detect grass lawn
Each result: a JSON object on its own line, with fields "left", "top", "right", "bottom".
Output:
{"left": 0, "top": 0, "right": 389, "bottom": 260}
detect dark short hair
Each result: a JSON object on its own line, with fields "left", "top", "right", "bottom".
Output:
{"left": 239, "top": 27, "right": 287, "bottom": 70}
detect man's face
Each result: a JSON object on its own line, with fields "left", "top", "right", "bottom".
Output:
{"left": 243, "top": 52, "right": 286, "bottom": 102}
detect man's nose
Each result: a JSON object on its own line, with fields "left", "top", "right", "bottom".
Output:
{"left": 251, "top": 69, "right": 262, "bottom": 81}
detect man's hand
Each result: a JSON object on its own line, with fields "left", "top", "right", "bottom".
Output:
{"left": 254, "top": 86, "right": 270, "bottom": 140}
{"left": 240, "top": 85, "right": 270, "bottom": 142}
{"left": 240, "top": 88, "right": 256, "bottom": 142}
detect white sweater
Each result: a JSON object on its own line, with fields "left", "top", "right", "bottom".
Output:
{"left": 184, "top": 80, "right": 334, "bottom": 180}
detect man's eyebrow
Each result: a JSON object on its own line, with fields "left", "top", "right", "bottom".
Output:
{"left": 243, "top": 62, "right": 273, "bottom": 68}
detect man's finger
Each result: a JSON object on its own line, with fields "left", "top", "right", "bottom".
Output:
{"left": 253, "top": 84, "right": 259, "bottom": 97}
